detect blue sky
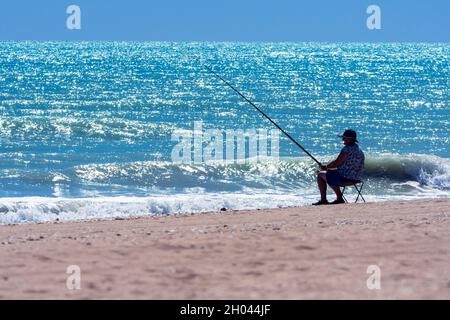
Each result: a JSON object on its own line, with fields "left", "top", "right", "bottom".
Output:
{"left": 0, "top": 0, "right": 449, "bottom": 42}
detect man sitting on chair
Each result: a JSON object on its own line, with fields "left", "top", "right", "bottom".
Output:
{"left": 313, "top": 129, "right": 365, "bottom": 205}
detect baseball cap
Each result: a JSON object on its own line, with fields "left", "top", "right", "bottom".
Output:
{"left": 338, "top": 129, "right": 358, "bottom": 142}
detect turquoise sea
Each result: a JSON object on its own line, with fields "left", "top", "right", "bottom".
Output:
{"left": 0, "top": 42, "right": 449, "bottom": 223}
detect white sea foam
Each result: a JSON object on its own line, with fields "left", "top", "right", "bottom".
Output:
{"left": 0, "top": 190, "right": 448, "bottom": 225}
{"left": 0, "top": 193, "right": 308, "bottom": 225}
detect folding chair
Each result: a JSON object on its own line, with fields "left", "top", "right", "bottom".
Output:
{"left": 341, "top": 180, "right": 366, "bottom": 203}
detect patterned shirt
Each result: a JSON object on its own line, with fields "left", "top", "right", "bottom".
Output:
{"left": 337, "top": 144, "right": 365, "bottom": 181}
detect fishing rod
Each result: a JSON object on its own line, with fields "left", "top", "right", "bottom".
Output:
{"left": 203, "top": 64, "right": 322, "bottom": 166}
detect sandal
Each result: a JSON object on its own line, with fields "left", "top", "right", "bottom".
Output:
{"left": 312, "top": 200, "right": 329, "bottom": 206}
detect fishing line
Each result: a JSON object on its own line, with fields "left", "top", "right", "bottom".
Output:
{"left": 203, "top": 64, "right": 322, "bottom": 166}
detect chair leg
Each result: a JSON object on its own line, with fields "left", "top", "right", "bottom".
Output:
{"left": 354, "top": 182, "right": 366, "bottom": 203}
{"left": 341, "top": 186, "right": 348, "bottom": 203}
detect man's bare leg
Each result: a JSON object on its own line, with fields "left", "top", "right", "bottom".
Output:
{"left": 331, "top": 185, "right": 344, "bottom": 201}
{"left": 317, "top": 172, "right": 328, "bottom": 201}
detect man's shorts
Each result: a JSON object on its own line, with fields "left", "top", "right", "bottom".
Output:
{"left": 325, "top": 170, "right": 352, "bottom": 188}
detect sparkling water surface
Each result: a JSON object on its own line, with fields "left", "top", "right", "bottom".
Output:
{"left": 0, "top": 42, "right": 449, "bottom": 223}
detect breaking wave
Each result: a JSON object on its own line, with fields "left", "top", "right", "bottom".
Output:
{"left": 0, "top": 153, "right": 449, "bottom": 224}
{"left": 71, "top": 153, "right": 450, "bottom": 191}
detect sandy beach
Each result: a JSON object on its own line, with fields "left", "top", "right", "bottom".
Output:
{"left": 0, "top": 199, "right": 449, "bottom": 300}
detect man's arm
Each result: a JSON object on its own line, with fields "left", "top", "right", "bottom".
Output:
{"left": 321, "top": 152, "right": 347, "bottom": 170}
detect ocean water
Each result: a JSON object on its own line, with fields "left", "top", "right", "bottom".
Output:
{"left": 0, "top": 42, "right": 449, "bottom": 224}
